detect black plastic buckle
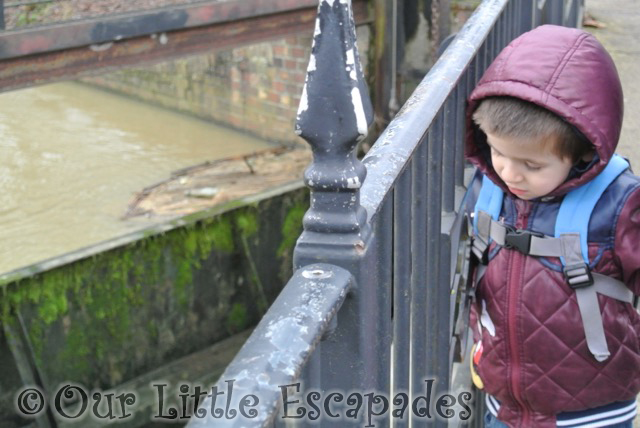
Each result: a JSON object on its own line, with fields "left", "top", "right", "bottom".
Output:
{"left": 503, "top": 227, "right": 543, "bottom": 255}
{"left": 563, "top": 263, "right": 594, "bottom": 289}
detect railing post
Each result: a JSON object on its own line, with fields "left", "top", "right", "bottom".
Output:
{"left": 520, "top": 0, "right": 535, "bottom": 33}
{"left": 294, "top": 0, "right": 373, "bottom": 251}
{"left": 294, "top": 0, "right": 385, "bottom": 426}
{"left": 0, "top": 0, "right": 5, "bottom": 30}
{"left": 293, "top": 0, "right": 374, "bottom": 271}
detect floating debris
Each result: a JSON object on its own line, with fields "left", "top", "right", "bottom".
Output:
{"left": 123, "top": 146, "right": 311, "bottom": 219}
{"left": 186, "top": 187, "right": 219, "bottom": 199}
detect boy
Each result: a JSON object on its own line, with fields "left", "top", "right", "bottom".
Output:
{"left": 464, "top": 25, "right": 640, "bottom": 427}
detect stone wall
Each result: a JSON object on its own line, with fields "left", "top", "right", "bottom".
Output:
{"left": 0, "top": 185, "right": 308, "bottom": 428}
{"left": 84, "top": 29, "right": 370, "bottom": 146}
{"left": 84, "top": 36, "right": 311, "bottom": 146}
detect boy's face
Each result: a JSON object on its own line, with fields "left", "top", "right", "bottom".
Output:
{"left": 486, "top": 132, "right": 573, "bottom": 200}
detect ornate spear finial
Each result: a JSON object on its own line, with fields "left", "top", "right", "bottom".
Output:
{"left": 295, "top": 0, "right": 374, "bottom": 237}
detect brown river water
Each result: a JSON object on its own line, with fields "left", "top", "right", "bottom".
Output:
{"left": 0, "top": 82, "right": 270, "bottom": 274}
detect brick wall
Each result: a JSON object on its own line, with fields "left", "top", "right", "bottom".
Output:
{"left": 84, "top": 29, "right": 369, "bottom": 146}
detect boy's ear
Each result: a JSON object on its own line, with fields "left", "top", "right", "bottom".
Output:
{"left": 580, "top": 150, "right": 595, "bottom": 163}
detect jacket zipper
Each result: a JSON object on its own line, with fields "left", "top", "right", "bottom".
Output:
{"left": 507, "top": 200, "right": 532, "bottom": 425}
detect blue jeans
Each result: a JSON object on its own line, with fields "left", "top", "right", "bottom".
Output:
{"left": 483, "top": 412, "right": 508, "bottom": 428}
{"left": 483, "top": 411, "right": 634, "bottom": 427}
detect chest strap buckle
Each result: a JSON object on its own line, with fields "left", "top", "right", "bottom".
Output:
{"left": 503, "top": 227, "right": 544, "bottom": 255}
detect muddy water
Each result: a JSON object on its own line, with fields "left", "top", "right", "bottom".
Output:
{"left": 0, "top": 82, "right": 271, "bottom": 274}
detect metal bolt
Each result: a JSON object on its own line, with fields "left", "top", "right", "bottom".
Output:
{"left": 302, "top": 269, "right": 333, "bottom": 279}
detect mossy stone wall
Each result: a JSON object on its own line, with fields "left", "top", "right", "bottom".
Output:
{"left": 0, "top": 186, "right": 308, "bottom": 427}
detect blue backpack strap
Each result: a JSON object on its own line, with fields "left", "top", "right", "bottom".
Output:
{"left": 473, "top": 174, "right": 504, "bottom": 236}
{"left": 555, "top": 154, "right": 629, "bottom": 265}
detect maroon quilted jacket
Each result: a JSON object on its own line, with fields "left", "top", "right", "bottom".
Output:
{"left": 465, "top": 25, "right": 640, "bottom": 426}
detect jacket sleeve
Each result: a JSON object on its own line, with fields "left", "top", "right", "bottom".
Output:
{"left": 613, "top": 185, "right": 640, "bottom": 295}
{"left": 463, "top": 167, "right": 483, "bottom": 342}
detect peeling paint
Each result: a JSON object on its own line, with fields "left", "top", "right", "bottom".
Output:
{"left": 296, "top": 85, "right": 309, "bottom": 118}
{"left": 307, "top": 54, "right": 317, "bottom": 72}
{"left": 322, "top": 0, "right": 349, "bottom": 6}
{"left": 313, "top": 17, "right": 321, "bottom": 38}
{"left": 351, "top": 87, "right": 368, "bottom": 138}
{"left": 265, "top": 317, "right": 308, "bottom": 376}
{"left": 256, "top": 373, "right": 270, "bottom": 387}
{"left": 346, "top": 176, "right": 361, "bottom": 189}
{"left": 346, "top": 48, "right": 355, "bottom": 65}
{"left": 348, "top": 67, "right": 357, "bottom": 80}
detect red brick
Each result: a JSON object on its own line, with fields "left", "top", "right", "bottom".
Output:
{"left": 290, "top": 47, "right": 307, "bottom": 59}
{"left": 267, "top": 92, "right": 280, "bottom": 103}
{"left": 287, "top": 84, "right": 302, "bottom": 94}
{"left": 273, "top": 44, "right": 287, "bottom": 57}
{"left": 296, "top": 35, "right": 312, "bottom": 46}
{"left": 277, "top": 70, "right": 290, "bottom": 81}
{"left": 292, "top": 72, "right": 306, "bottom": 84}
{"left": 273, "top": 81, "right": 286, "bottom": 92}
{"left": 284, "top": 59, "right": 297, "bottom": 70}
{"left": 243, "top": 98, "right": 258, "bottom": 109}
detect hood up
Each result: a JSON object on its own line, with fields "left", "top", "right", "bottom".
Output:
{"left": 465, "top": 25, "right": 624, "bottom": 198}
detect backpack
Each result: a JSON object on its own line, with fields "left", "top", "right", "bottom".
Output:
{"left": 471, "top": 154, "right": 634, "bottom": 362}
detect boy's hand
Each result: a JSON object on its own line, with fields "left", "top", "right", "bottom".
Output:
{"left": 470, "top": 342, "right": 484, "bottom": 389}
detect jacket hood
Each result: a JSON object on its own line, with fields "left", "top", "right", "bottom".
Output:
{"left": 465, "top": 25, "right": 624, "bottom": 197}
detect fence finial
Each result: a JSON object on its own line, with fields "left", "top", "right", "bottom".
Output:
{"left": 295, "top": 0, "right": 373, "bottom": 237}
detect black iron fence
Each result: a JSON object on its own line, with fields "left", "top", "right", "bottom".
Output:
{"left": 185, "top": 0, "right": 582, "bottom": 427}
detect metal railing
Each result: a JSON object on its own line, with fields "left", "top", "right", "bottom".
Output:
{"left": 185, "top": 0, "right": 582, "bottom": 427}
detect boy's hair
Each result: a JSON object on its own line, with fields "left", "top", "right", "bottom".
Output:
{"left": 472, "top": 96, "right": 593, "bottom": 163}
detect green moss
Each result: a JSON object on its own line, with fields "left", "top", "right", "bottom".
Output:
{"left": 169, "top": 216, "right": 239, "bottom": 307}
{"left": 278, "top": 202, "right": 307, "bottom": 257}
{"left": 14, "top": 3, "right": 51, "bottom": 27}
{"left": 0, "top": 215, "right": 225, "bottom": 339}
{"left": 0, "top": 239, "right": 157, "bottom": 380}
{"left": 57, "top": 321, "right": 92, "bottom": 379}
{"left": 206, "top": 217, "right": 235, "bottom": 253}
{"left": 0, "top": 190, "right": 306, "bottom": 388}
{"left": 236, "top": 211, "right": 258, "bottom": 237}
{"left": 172, "top": 229, "right": 200, "bottom": 307}
{"left": 225, "top": 303, "right": 248, "bottom": 333}
{"left": 235, "top": 209, "right": 268, "bottom": 313}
